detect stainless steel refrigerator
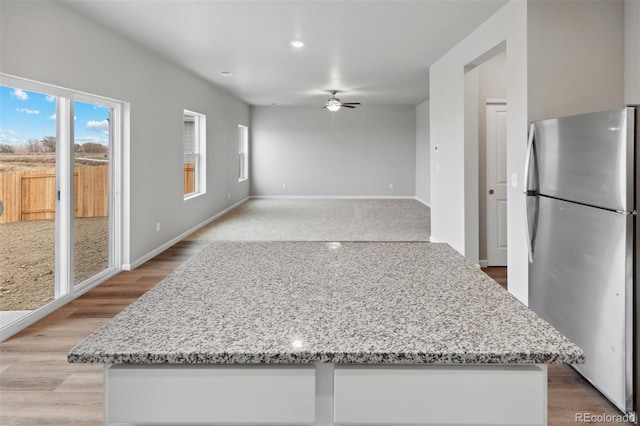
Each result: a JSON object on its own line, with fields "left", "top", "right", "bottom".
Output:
{"left": 525, "top": 106, "right": 638, "bottom": 419}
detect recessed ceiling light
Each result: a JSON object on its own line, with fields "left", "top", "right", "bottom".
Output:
{"left": 290, "top": 40, "right": 305, "bottom": 48}
{"left": 218, "top": 70, "right": 234, "bottom": 77}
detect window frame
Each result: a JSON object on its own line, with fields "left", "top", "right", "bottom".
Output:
{"left": 183, "top": 109, "right": 206, "bottom": 199}
{"left": 238, "top": 124, "right": 248, "bottom": 182}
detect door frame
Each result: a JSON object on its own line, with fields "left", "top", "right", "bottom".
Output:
{"left": 461, "top": 43, "right": 507, "bottom": 271}
{"left": 0, "top": 73, "right": 125, "bottom": 341}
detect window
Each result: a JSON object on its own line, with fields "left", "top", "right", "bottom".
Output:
{"left": 183, "top": 110, "right": 206, "bottom": 198}
{"left": 238, "top": 124, "right": 248, "bottom": 182}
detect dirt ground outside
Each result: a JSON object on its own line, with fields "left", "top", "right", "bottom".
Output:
{"left": 0, "top": 217, "right": 108, "bottom": 311}
{"left": 1, "top": 152, "right": 110, "bottom": 311}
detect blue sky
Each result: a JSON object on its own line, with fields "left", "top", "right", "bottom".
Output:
{"left": 0, "top": 85, "right": 110, "bottom": 146}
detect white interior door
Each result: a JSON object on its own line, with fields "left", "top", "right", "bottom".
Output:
{"left": 486, "top": 102, "right": 507, "bottom": 266}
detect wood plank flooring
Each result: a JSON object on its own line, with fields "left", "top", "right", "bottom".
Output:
{"left": 482, "top": 266, "right": 508, "bottom": 289}
{"left": 0, "top": 243, "right": 633, "bottom": 425}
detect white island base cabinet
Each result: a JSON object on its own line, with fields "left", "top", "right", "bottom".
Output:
{"left": 103, "top": 363, "right": 547, "bottom": 426}
{"left": 333, "top": 365, "right": 547, "bottom": 425}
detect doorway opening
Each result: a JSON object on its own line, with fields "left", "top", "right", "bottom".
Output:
{"left": 463, "top": 44, "right": 507, "bottom": 284}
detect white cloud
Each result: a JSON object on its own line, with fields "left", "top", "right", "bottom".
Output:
{"left": 86, "top": 119, "right": 109, "bottom": 134}
{"left": 75, "top": 135, "right": 108, "bottom": 145}
{"left": 45, "top": 95, "right": 56, "bottom": 102}
{"left": 7, "top": 129, "right": 16, "bottom": 135}
{"left": 12, "top": 88, "right": 28, "bottom": 100}
{"left": 16, "top": 108, "right": 39, "bottom": 115}
{"left": 0, "top": 134, "right": 21, "bottom": 145}
{"left": 49, "top": 113, "right": 56, "bottom": 120}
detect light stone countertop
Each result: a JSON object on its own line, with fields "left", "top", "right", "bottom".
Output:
{"left": 68, "top": 242, "right": 585, "bottom": 365}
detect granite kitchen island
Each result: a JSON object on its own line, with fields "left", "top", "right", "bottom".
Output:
{"left": 69, "top": 242, "right": 584, "bottom": 426}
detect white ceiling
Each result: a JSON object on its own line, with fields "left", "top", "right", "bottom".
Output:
{"left": 61, "top": 0, "right": 507, "bottom": 107}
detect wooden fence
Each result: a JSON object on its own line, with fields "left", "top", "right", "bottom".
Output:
{"left": 0, "top": 165, "right": 109, "bottom": 224}
{"left": 1, "top": 164, "right": 197, "bottom": 224}
{"left": 184, "top": 163, "right": 195, "bottom": 194}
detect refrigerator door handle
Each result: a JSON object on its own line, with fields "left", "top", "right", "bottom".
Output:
{"left": 523, "top": 123, "right": 535, "bottom": 195}
{"left": 524, "top": 124, "right": 536, "bottom": 262}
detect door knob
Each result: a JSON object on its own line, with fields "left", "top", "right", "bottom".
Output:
{"left": 489, "top": 189, "right": 494, "bottom": 195}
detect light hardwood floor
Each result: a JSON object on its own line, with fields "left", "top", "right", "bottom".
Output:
{"left": 0, "top": 242, "right": 633, "bottom": 425}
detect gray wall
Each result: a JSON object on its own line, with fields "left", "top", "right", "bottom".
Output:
{"left": 527, "top": 0, "right": 624, "bottom": 122}
{"left": 415, "top": 101, "right": 430, "bottom": 205}
{"left": 625, "top": 0, "right": 640, "bottom": 105}
{"left": 0, "top": 1, "right": 250, "bottom": 266}
{"left": 250, "top": 106, "right": 416, "bottom": 197}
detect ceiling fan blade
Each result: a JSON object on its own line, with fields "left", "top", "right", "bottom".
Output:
{"left": 342, "top": 105, "right": 356, "bottom": 108}
{"left": 341, "top": 102, "right": 361, "bottom": 105}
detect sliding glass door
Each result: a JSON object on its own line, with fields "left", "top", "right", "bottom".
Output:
{"left": 0, "top": 86, "right": 59, "bottom": 318}
{"left": 73, "top": 100, "right": 112, "bottom": 286}
{"left": 0, "top": 76, "right": 121, "bottom": 332}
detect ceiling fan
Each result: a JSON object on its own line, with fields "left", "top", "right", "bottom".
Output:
{"left": 323, "top": 91, "right": 360, "bottom": 112}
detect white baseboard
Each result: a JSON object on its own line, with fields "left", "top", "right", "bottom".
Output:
{"left": 479, "top": 260, "right": 489, "bottom": 268}
{"left": 429, "top": 236, "right": 441, "bottom": 243}
{"left": 249, "top": 195, "right": 417, "bottom": 200}
{"left": 123, "top": 197, "right": 249, "bottom": 271}
{"left": 414, "top": 196, "right": 431, "bottom": 207}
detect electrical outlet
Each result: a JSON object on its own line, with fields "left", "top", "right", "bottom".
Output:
{"left": 282, "top": 183, "right": 287, "bottom": 189}
{"left": 511, "top": 173, "right": 518, "bottom": 188}
{"left": 156, "top": 222, "right": 161, "bottom": 232}
{"left": 227, "top": 192, "right": 231, "bottom": 199}
{"left": 389, "top": 184, "right": 394, "bottom": 190}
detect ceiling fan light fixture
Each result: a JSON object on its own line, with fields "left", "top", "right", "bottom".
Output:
{"left": 326, "top": 99, "right": 341, "bottom": 112}
{"left": 290, "top": 40, "right": 305, "bottom": 48}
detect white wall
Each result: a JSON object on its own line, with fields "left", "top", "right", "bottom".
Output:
{"left": 0, "top": 1, "right": 250, "bottom": 266}
{"left": 415, "top": 101, "right": 430, "bottom": 205}
{"left": 625, "top": 0, "right": 640, "bottom": 105}
{"left": 527, "top": 0, "right": 624, "bottom": 122}
{"left": 430, "top": 0, "right": 624, "bottom": 304}
{"left": 251, "top": 106, "right": 416, "bottom": 197}
{"left": 464, "top": 68, "right": 480, "bottom": 266}
{"left": 429, "top": 1, "right": 529, "bottom": 302}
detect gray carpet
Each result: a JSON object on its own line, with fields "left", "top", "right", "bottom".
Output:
{"left": 186, "top": 198, "right": 430, "bottom": 241}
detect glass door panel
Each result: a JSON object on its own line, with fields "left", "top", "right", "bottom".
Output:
{"left": 0, "top": 86, "right": 58, "bottom": 320}
{"left": 73, "top": 100, "right": 111, "bottom": 285}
